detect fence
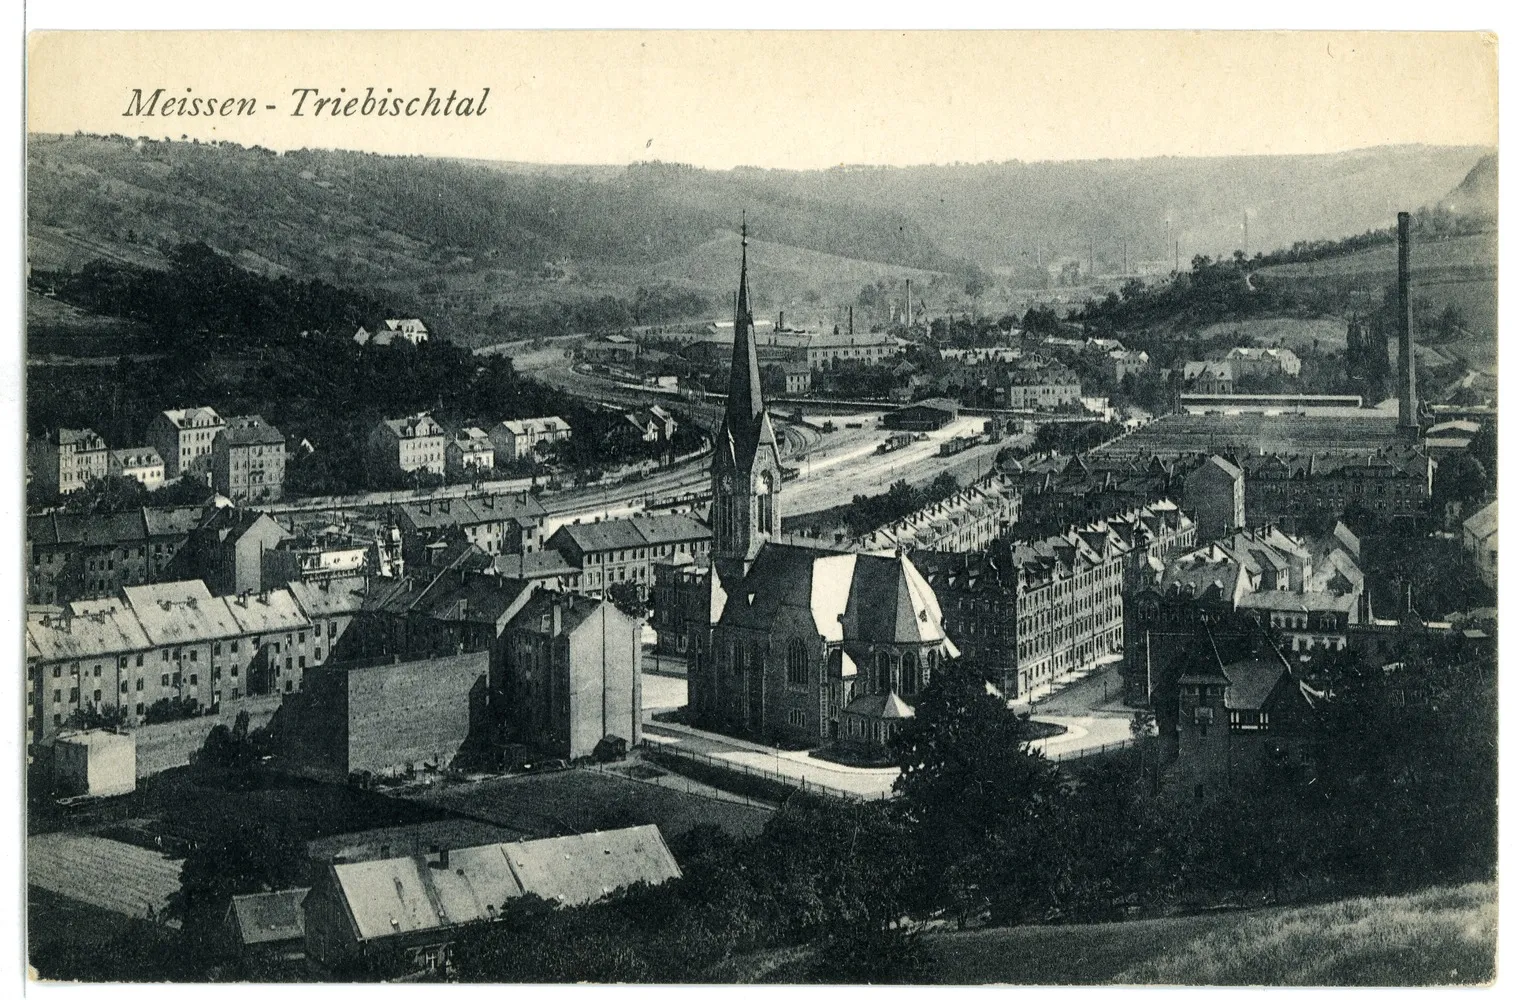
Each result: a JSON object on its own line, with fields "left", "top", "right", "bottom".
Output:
{"left": 1046, "top": 736, "right": 1138, "bottom": 763}
{"left": 645, "top": 742, "right": 893, "bottom": 805}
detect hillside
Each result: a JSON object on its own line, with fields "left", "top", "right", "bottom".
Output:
{"left": 731, "top": 882, "right": 1494, "bottom": 985}
{"left": 1254, "top": 229, "right": 1496, "bottom": 372}
{"left": 28, "top": 135, "right": 1489, "bottom": 331}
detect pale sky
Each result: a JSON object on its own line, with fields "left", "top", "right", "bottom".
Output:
{"left": 27, "top": 31, "right": 1499, "bottom": 169}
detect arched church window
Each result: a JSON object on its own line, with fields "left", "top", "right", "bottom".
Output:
{"left": 901, "top": 652, "right": 920, "bottom": 695}
{"left": 875, "top": 651, "right": 892, "bottom": 694}
{"left": 786, "top": 640, "right": 809, "bottom": 687}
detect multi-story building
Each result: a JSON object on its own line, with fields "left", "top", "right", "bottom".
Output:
{"left": 147, "top": 407, "right": 227, "bottom": 481}
{"left": 366, "top": 413, "right": 446, "bottom": 483}
{"left": 108, "top": 447, "right": 166, "bottom": 492}
{"left": 29, "top": 428, "right": 109, "bottom": 496}
{"left": 1183, "top": 454, "right": 1246, "bottom": 543}
{"left": 497, "top": 589, "right": 643, "bottom": 759}
{"left": 1226, "top": 346, "right": 1302, "bottom": 379}
{"left": 1182, "top": 361, "right": 1234, "bottom": 395}
{"left": 353, "top": 318, "right": 430, "bottom": 347}
{"left": 395, "top": 493, "right": 548, "bottom": 563}
{"left": 488, "top": 417, "right": 571, "bottom": 465}
{"left": 26, "top": 504, "right": 213, "bottom": 604}
{"left": 212, "top": 414, "right": 287, "bottom": 503}
{"left": 625, "top": 406, "right": 677, "bottom": 444}
{"left": 25, "top": 579, "right": 322, "bottom": 743}
{"left": 792, "top": 330, "right": 902, "bottom": 369}
{"left": 170, "top": 508, "right": 294, "bottom": 597}
{"left": 853, "top": 475, "right": 1021, "bottom": 554}
{"left": 1004, "top": 453, "right": 1183, "bottom": 536}
{"left": 1241, "top": 449, "right": 1435, "bottom": 528}
{"left": 444, "top": 427, "right": 496, "bottom": 477}
{"left": 544, "top": 513, "right": 710, "bottom": 599}
{"left": 1008, "top": 365, "right": 1082, "bottom": 410}
{"left": 1463, "top": 501, "right": 1497, "bottom": 589}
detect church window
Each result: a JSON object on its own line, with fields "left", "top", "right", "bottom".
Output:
{"left": 786, "top": 640, "right": 809, "bottom": 687}
{"left": 900, "top": 652, "right": 920, "bottom": 695}
{"left": 757, "top": 473, "right": 775, "bottom": 534}
{"left": 874, "top": 652, "right": 892, "bottom": 694}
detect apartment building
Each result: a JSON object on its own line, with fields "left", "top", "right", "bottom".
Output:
{"left": 29, "top": 428, "right": 109, "bottom": 496}
{"left": 367, "top": 413, "right": 446, "bottom": 482}
{"left": 445, "top": 427, "right": 496, "bottom": 476}
{"left": 108, "top": 447, "right": 166, "bottom": 492}
{"left": 211, "top": 415, "right": 287, "bottom": 503}
{"left": 147, "top": 407, "right": 227, "bottom": 480}
{"left": 489, "top": 417, "right": 571, "bottom": 464}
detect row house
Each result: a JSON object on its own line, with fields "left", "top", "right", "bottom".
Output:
{"left": 212, "top": 414, "right": 287, "bottom": 503}
{"left": 23, "top": 578, "right": 363, "bottom": 744}
{"left": 545, "top": 513, "right": 711, "bottom": 600}
{"left": 395, "top": 492, "right": 548, "bottom": 564}
{"left": 1241, "top": 449, "right": 1435, "bottom": 527}
{"left": 1003, "top": 452, "right": 1183, "bottom": 536}
{"left": 854, "top": 475, "right": 1022, "bottom": 554}
{"left": 109, "top": 447, "right": 166, "bottom": 491}
{"left": 367, "top": 413, "right": 446, "bottom": 483}
{"left": 170, "top": 508, "right": 293, "bottom": 597}
{"left": 147, "top": 406, "right": 226, "bottom": 480}
{"left": 28, "top": 427, "right": 109, "bottom": 496}
{"left": 26, "top": 504, "right": 213, "bottom": 604}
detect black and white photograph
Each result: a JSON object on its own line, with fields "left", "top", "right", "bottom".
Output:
{"left": 18, "top": 27, "right": 1501, "bottom": 986}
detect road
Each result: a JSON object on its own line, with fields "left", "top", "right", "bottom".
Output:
{"left": 1024, "top": 660, "right": 1137, "bottom": 760}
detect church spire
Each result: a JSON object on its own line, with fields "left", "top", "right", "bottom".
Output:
{"left": 726, "top": 215, "right": 764, "bottom": 437}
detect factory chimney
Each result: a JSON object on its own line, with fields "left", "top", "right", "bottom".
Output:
{"left": 904, "top": 279, "right": 912, "bottom": 330}
{"left": 848, "top": 306, "right": 854, "bottom": 336}
{"left": 1397, "top": 212, "right": 1419, "bottom": 434}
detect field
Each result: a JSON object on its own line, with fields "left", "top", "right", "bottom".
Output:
{"left": 411, "top": 766, "right": 772, "bottom": 841}
{"left": 1096, "top": 410, "right": 1407, "bottom": 460}
{"left": 28, "top": 832, "right": 182, "bottom": 922}
{"left": 1190, "top": 316, "right": 1351, "bottom": 350}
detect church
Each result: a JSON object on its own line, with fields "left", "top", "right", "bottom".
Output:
{"left": 686, "top": 226, "right": 958, "bottom": 751}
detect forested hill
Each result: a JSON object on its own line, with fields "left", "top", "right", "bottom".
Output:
{"left": 26, "top": 134, "right": 969, "bottom": 287}
{"left": 30, "top": 134, "right": 1488, "bottom": 290}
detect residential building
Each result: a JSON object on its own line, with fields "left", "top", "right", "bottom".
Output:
{"left": 212, "top": 414, "right": 287, "bottom": 503}
{"left": 1241, "top": 449, "right": 1436, "bottom": 528}
{"left": 170, "top": 507, "right": 293, "bottom": 597}
{"left": 1170, "top": 650, "right": 1315, "bottom": 804}
{"left": 625, "top": 405, "right": 677, "bottom": 443}
{"left": 852, "top": 475, "right": 1022, "bottom": 554}
{"left": 224, "top": 889, "right": 309, "bottom": 962}
{"left": 1004, "top": 452, "right": 1183, "bottom": 536}
{"left": 1182, "top": 361, "right": 1234, "bottom": 395}
{"left": 276, "top": 649, "right": 489, "bottom": 782}
{"left": 498, "top": 589, "right": 642, "bottom": 759}
{"left": 444, "top": 427, "right": 496, "bottom": 477}
{"left": 396, "top": 492, "right": 548, "bottom": 563}
{"left": 761, "top": 361, "right": 812, "bottom": 396}
{"left": 1008, "top": 365, "right": 1082, "bottom": 410}
{"left": 1463, "top": 500, "right": 1497, "bottom": 589}
{"left": 25, "top": 579, "right": 317, "bottom": 743}
{"left": 488, "top": 416, "right": 571, "bottom": 464}
{"left": 26, "top": 504, "right": 212, "bottom": 604}
{"left": 262, "top": 535, "right": 369, "bottom": 590}
{"left": 1104, "top": 348, "right": 1150, "bottom": 383}
{"left": 1226, "top": 346, "right": 1302, "bottom": 379}
{"left": 367, "top": 413, "right": 447, "bottom": 482}
{"left": 29, "top": 428, "right": 109, "bottom": 496}
{"left": 147, "top": 407, "right": 226, "bottom": 480}
{"left": 1184, "top": 455, "right": 1246, "bottom": 543}
{"left": 354, "top": 318, "right": 429, "bottom": 346}
{"left": 545, "top": 513, "right": 710, "bottom": 599}
{"left": 302, "top": 827, "right": 680, "bottom": 975}
{"left": 285, "top": 577, "right": 368, "bottom": 669}
{"left": 108, "top": 447, "right": 166, "bottom": 491}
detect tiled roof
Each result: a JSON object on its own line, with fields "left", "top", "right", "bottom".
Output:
{"left": 122, "top": 580, "right": 244, "bottom": 646}
{"left": 227, "top": 888, "right": 308, "bottom": 947}
{"left": 26, "top": 603, "right": 153, "bottom": 660}
{"left": 221, "top": 415, "right": 285, "bottom": 447}
{"left": 286, "top": 577, "right": 370, "bottom": 620}
{"left": 399, "top": 493, "right": 547, "bottom": 532}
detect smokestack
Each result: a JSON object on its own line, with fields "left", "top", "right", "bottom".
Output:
{"left": 1397, "top": 212, "right": 1419, "bottom": 433}
{"left": 1124, "top": 239, "right": 1130, "bottom": 275}
{"left": 848, "top": 306, "right": 854, "bottom": 336}
{"left": 778, "top": 310, "right": 784, "bottom": 331}
{"left": 1089, "top": 236, "right": 1095, "bottom": 279}
{"left": 905, "top": 279, "right": 912, "bottom": 329}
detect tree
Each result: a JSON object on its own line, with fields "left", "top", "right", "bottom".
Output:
{"left": 606, "top": 581, "right": 648, "bottom": 620}
{"left": 60, "top": 474, "right": 147, "bottom": 515}
{"left": 167, "top": 816, "right": 308, "bottom": 959}
{"left": 890, "top": 661, "right": 1064, "bottom": 923}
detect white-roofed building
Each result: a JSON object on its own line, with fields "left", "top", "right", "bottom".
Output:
{"left": 302, "top": 825, "right": 681, "bottom": 974}
{"left": 444, "top": 427, "right": 496, "bottom": 476}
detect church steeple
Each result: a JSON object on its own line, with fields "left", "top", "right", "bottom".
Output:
{"left": 711, "top": 215, "right": 782, "bottom": 571}
{"left": 726, "top": 216, "right": 765, "bottom": 440}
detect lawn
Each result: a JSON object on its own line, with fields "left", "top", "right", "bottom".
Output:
{"left": 928, "top": 881, "right": 1494, "bottom": 986}
{"left": 412, "top": 765, "right": 772, "bottom": 841}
